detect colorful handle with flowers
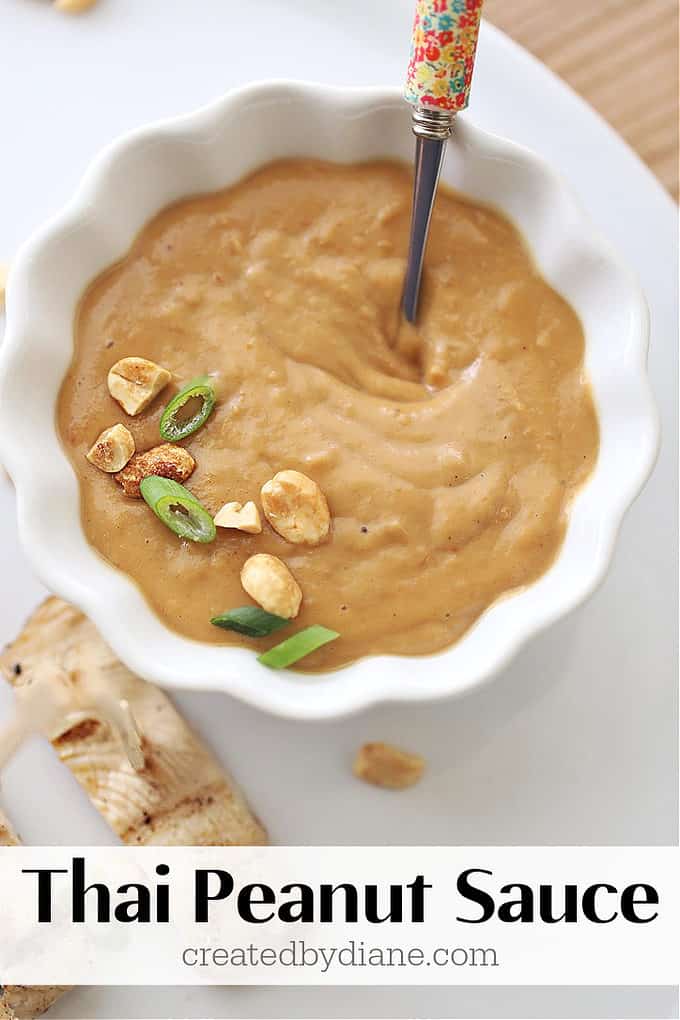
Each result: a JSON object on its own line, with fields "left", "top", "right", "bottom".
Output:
{"left": 404, "top": 0, "right": 483, "bottom": 113}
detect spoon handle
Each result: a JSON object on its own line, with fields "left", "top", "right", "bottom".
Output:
{"left": 404, "top": 0, "right": 483, "bottom": 115}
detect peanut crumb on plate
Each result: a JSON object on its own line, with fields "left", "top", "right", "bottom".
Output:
{"left": 353, "top": 741, "right": 425, "bottom": 790}
{"left": 54, "top": 0, "right": 99, "bottom": 13}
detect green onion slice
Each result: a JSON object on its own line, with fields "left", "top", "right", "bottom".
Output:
{"left": 258, "top": 625, "right": 339, "bottom": 669}
{"left": 211, "top": 607, "right": 290, "bottom": 638}
{"left": 159, "top": 376, "right": 216, "bottom": 442}
{"left": 140, "top": 475, "right": 216, "bottom": 543}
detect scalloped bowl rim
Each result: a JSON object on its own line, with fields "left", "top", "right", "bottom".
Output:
{"left": 0, "top": 81, "right": 659, "bottom": 719}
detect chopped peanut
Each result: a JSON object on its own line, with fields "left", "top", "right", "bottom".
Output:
{"left": 86, "top": 423, "right": 135, "bottom": 473}
{"left": 114, "top": 443, "right": 194, "bottom": 498}
{"left": 214, "top": 500, "right": 262, "bottom": 534}
{"left": 240, "top": 553, "right": 302, "bottom": 619}
{"left": 107, "top": 357, "right": 171, "bottom": 416}
{"left": 353, "top": 742, "right": 425, "bottom": 790}
{"left": 54, "top": 0, "right": 98, "bottom": 12}
{"left": 260, "top": 470, "right": 330, "bottom": 545}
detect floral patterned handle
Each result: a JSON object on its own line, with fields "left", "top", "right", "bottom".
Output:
{"left": 405, "top": 0, "right": 483, "bottom": 113}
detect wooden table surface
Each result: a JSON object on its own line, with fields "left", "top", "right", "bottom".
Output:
{"left": 485, "top": 0, "right": 679, "bottom": 200}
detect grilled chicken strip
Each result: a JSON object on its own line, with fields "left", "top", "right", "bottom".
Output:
{"left": 0, "top": 598, "right": 267, "bottom": 846}
{"left": 0, "top": 597, "right": 268, "bottom": 1018}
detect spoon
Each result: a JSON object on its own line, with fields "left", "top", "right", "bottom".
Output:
{"left": 402, "top": 0, "right": 484, "bottom": 323}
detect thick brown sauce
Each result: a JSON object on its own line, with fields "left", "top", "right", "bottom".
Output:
{"left": 58, "top": 159, "right": 598, "bottom": 671}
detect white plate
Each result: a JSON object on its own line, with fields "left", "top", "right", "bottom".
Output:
{"left": 0, "top": 2, "right": 676, "bottom": 1018}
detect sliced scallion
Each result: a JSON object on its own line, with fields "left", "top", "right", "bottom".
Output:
{"left": 159, "top": 376, "right": 216, "bottom": 442}
{"left": 140, "top": 475, "right": 216, "bottom": 543}
{"left": 258, "top": 625, "right": 339, "bottom": 669}
{"left": 211, "top": 607, "right": 290, "bottom": 638}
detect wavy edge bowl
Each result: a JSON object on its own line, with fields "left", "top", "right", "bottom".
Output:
{"left": 0, "top": 81, "right": 659, "bottom": 719}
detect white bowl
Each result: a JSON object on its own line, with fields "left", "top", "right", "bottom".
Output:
{"left": 0, "top": 81, "right": 659, "bottom": 720}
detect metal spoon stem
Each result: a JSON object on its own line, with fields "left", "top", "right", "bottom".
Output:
{"left": 402, "top": 107, "right": 455, "bottom": 324}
